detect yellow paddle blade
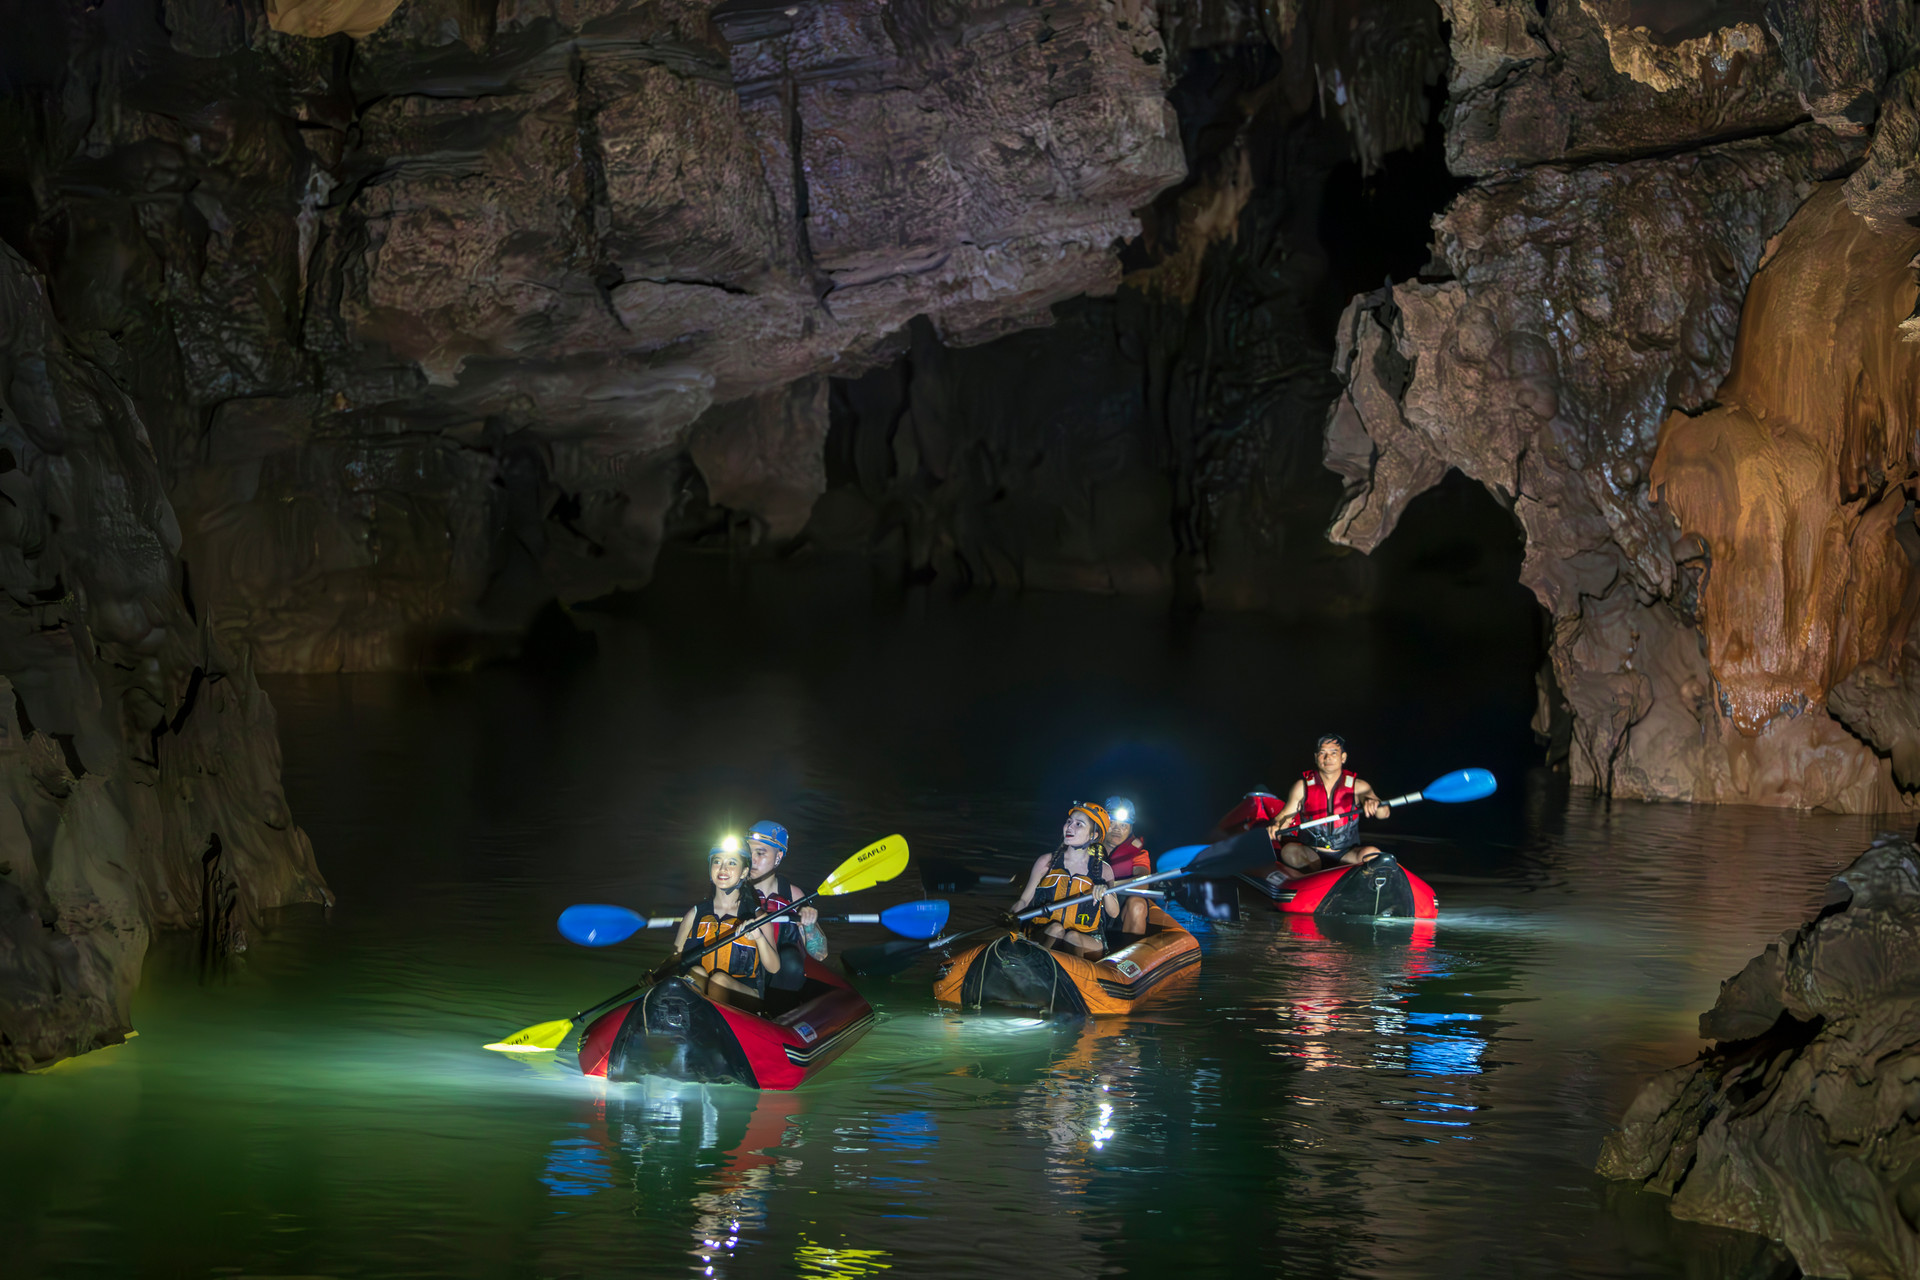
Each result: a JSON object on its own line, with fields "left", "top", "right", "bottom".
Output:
{"left": 483, "top": 1017, "right": 574, "bottom": 1053}
{"left": 817, "top": 834, "right": 910, "bottom": 897}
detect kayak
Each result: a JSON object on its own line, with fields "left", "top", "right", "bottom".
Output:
{"left": 1242, "top": 853, "right": 1438, "bottom": 919}
{"left": 1215, "top": 790, "right": 1284, "bottom": 837}
{"left": 578, "top": 956, "right": 874, "bottom": 1090}
{"left": 1216, "top": 791, "right": 1437, "bottom": 919}
{"left": 932, "top": 905, "right": 1200, "bottom": 1016}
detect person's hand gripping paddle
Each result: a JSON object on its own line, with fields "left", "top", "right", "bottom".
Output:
{"left": 1275, "top": 768, "right": 1498, "bottom": 839}
{"left": 841, "top": 827, "right": 1275, "bottom": 978}
{"left": 484, "top": 834, "right": 909, "bottom": 1053}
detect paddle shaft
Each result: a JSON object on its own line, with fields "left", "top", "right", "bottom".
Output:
{"left": 917, "top": 868, "right": 1181, "bottom": 953}
{"left": 841, "top": 828, "right": 1271, "bottom": 978}
{"left": 649, "top": 889, "right": 818, "bottom": 984}
{"left": 1283, "top": 790, "right": 1421, "bottom": 834}
{"left": 549, "top": 892, "right": 819, "bottom": 1036}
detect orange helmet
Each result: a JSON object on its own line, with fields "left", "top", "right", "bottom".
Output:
{"left": 1068, "top": 801, "right": 1111, "bottom": 844}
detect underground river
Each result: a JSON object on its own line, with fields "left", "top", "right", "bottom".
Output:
{"left": 0, "top": 554, "right": 1889, "bottom": 1278}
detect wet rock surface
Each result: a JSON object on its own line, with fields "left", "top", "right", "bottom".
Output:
{"left": 0, "top": 243, "right": 328, "bottom": 1071}
{"left": 0, "top": 0, "right": 1184, "bottom": 1064}
{"left": 1599, "top": 833, "right": 1920, "bottom": 1279}
{"left": 809, "top": 5, "right": 1451, "bottom": 608}
{"left": 1328, "top": 0, "right": 1920, "bottom": 812}
{"left": 2, "top": 0, "right": 1183, "bottom": 670}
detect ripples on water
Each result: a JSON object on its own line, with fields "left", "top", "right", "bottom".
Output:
{"left": 0, "top": 560, "right": 1901, "bottom": 1277}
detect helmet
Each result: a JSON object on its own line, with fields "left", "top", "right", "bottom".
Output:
{"left": 1103, "top": 796, "right": 1135, "bottom": 826}
{"left": 708, "top": 839, "right": 745, "bottom": 864}
{"left": 1068, "top": 802, "right": 1111, "bottom": 843}
{"left": 746, "top": 819, "right": 789, "bottom": 855}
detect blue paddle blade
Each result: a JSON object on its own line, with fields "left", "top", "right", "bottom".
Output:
{"left": 1423, "top": 768, "right": 1498, "bottom": 804}
{"left": 558, "top": 904, "right": 645, "bottom": 947}
{"left": 879, "top": 899, "right": 951, "bottom": 939}
{"left": 1157, "top": 844, "right": 1209, "bottom": 872}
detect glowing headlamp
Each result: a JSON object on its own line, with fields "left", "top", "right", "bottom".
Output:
{"left": 1111, "top": 807, "right": 1131, "bottom": 824}
{"left": 719, "top": 834, "right": 742, "bottom": 854}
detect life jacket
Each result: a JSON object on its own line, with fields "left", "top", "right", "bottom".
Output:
{"left": 1108, "top": 836, "right": 1152, "bottom": 879}
{"left": 754, "top": 874, "right": 809, "bottom": 990}
{"left": 755, "top": 875, "right": 804, "bottom": 947}
{"left": 1031, "top": 848, "right": 1111, "bottom": 935}
{"left": 690, "top": 894, "right": 766, "bottom": 980}
{"left": 1295, "top": 769, "right": 1359, "bottom": 850}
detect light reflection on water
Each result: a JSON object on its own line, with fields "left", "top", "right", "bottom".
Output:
{"left": 0, "top": 569, "right": 1898, "bottom": 1278}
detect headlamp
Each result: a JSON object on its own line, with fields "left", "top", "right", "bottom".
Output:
{"left": 1112, "top": 807, "right": 1131, "bottom": 824}
{"left": 720, "top": 834, "right": 742, "bottom": 854}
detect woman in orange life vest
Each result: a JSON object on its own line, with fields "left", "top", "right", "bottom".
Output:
{"left": 672, "top": 839, "right": 783, "bottom": 1009}
{"left": 1266, "top": 734, "right": 1390, "bottom": 881}
{"left": 1008, "top": 802, "right": 1119, "bottom": 960}
{"left": 1103, "top": 795, "right": 1153, "bottom": 937}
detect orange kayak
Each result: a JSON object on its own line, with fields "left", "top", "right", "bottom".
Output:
{"left": 932, "top": 905, "right": 1200, "bottom": 1017}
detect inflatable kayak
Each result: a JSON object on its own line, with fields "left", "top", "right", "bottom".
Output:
{"left": 578, "top": 956, "right": 874, "bottom": 1090}
{"left": 932, "top": 905, "right": 1200, "bottom": 1016}
{"left": 1215, "top": 790, "right": 1284, "bottom": 837}
{"left": 1242, "top": 853, "right": 1437, "bottom": 919}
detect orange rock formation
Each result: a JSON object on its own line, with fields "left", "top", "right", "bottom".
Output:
{"left": 1651, "top": 183, "right": 1920, "bottom": 735}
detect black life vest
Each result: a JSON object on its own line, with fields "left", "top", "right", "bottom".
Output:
{"left": 754, "top": 874, "right": 809, "bottom": 990}
{"left": 1031, "top": 848, "right": 1111, "bottom": 935}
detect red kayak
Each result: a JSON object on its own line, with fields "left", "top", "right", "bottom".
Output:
{"left": 1241, "top": 854, "right": 1438, "bottom": 918}
{"left": 1215, "top": 791, "right": 1284, "bottom": 837}
{"left": 1216, "top": 791, "right": 1437, "bottom": 919}
{"left": 578, "top": 957, "right": 874, "bottom": 1090}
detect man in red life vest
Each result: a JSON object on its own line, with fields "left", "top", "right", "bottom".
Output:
{"left": 1104, "top": 795, "right": 1152, "bottom": 936}
{"left": 1266, "top": 735, "right": 1389, "bottom": 880}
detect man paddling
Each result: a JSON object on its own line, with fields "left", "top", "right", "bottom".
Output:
{"left": 747, "top": 820, "right": 828, "bottom": 991}
{"left": 1267, "top": 735, "right": 1389, "bottom": 881}
{"left": 1103, "top": 795, "right": 1152, "bottom": 937}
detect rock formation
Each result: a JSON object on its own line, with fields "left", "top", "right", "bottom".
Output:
{"left": 2, "top": 0, "right": 1185, "bottom": 671}
{"left": 0, "top": 242, "right": 329, "bottom": 1071}
{"left": 809, "top": 1, "right": 1450, "bottom": 608}
{"left": 1326, "top": 0, "right": 1920, "bottom": 811}
{"left": 1651, "top": 185, "right": 1920, "bottom": 743}
{"left": 0, "top": 0, "right": 1190, "bottom": 1066}
{"left": 1599, "top": 833, "right": 1920, "bottom": 1279}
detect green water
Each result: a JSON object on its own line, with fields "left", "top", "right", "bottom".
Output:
{"left": 0, "top": 562, "right": 1889, "bottom": 1277}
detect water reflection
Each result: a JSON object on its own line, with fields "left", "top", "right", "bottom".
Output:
{"left": 1, "top": 565, "right": 1892, "bottom": 1280}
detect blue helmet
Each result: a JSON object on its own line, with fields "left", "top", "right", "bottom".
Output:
{"left": 1104, "top": 796, "right": 1135, "bottom": 826}
{"left": 746, "top": 819, "right": 789, "bottom": 855}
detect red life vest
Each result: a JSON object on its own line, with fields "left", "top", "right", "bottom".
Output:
{"left": 1296, "top": 769, "right": 1359, "bottom": 848}
{"left": 756, "top": 875, "right": 803, "bottom": 947}
{"left": 1108, "top": 837, "right": 1152, "bottom": 879}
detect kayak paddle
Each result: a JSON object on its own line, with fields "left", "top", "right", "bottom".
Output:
{"left": 556, "top": 897, "right": 951, "bottom": 946}
{"left": 485, "top": 833, "right": 908, "bottom": 1053}
{"left": 1279, "top": 768, "right": 1497, "bottom": 835}
{"left": 841, "top": 828, "right": 1273, "bottom": 978}
{"left": 821, "top": 899, "right": 951, "bottom": 937}
{"left": 557, "top": 905, "right": 682, "bottom": 946}
{"left": 650, "top": 832, "right": 909, "bottom": 984}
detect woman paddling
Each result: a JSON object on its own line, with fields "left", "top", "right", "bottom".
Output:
{"left": 673, "top": 841, "right": 783, "bottom": 1009}
{"left": 1009, "top": 802, "right": 1118, "bottom": 960}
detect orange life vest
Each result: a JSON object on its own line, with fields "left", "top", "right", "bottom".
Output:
{"left": 1032, "top": 850, "right": 1111, "bottom": 935}
{"left": 691, "top": 901, "right": 764, "bottom": 980}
